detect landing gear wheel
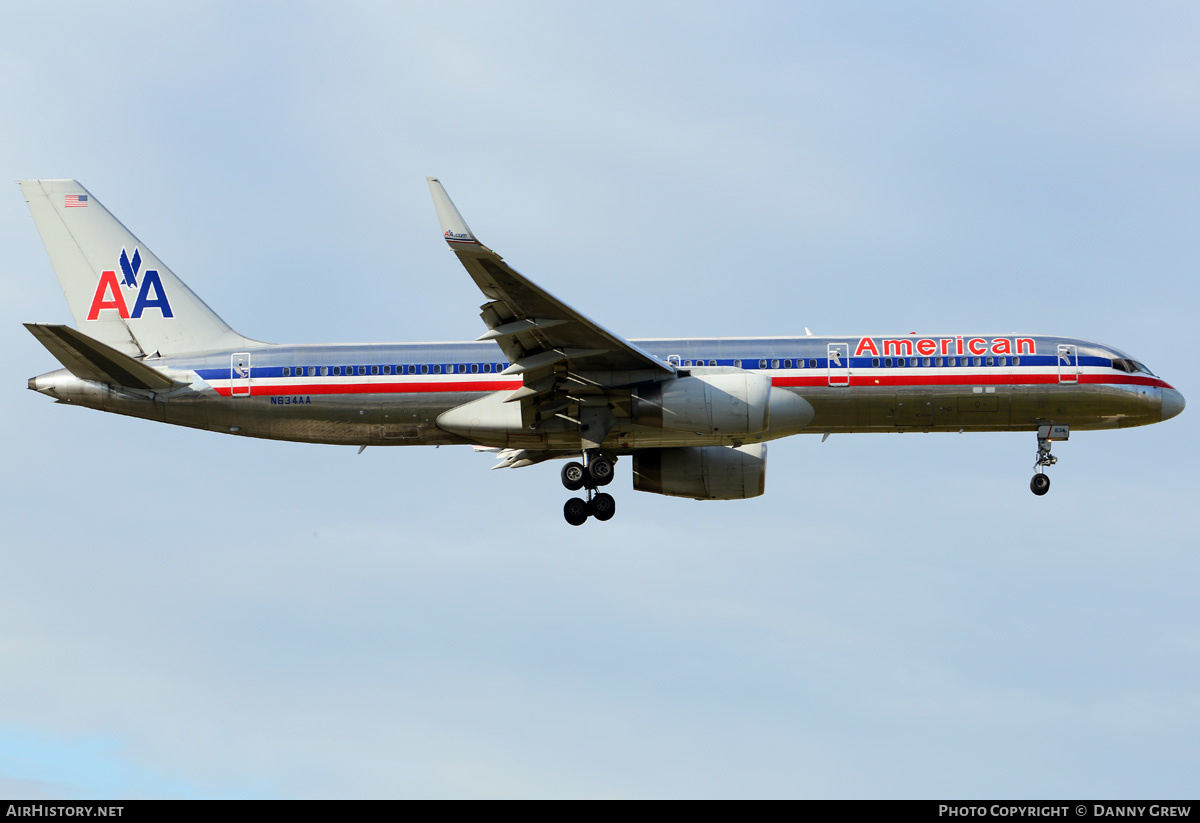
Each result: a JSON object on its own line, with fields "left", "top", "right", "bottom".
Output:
{"left": 1030, "top": 474, "right": 1051, "bottom": 496}
{"left": 587, "top": 457, "right": 614, "bottom": 487}
{"left": 564, "top": 497, "right": 589, "bottom": 526}
{"left": 561, "top": 461, "right": 586, "bottom": 491}
{"left": 589, "top": 492, "right": 616, "bottom": 522}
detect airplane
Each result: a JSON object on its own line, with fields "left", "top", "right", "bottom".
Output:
{"left": 21, "top": 178, "right": 1185, "bottom": 525}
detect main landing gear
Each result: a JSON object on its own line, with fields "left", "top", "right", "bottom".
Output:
{"left": 1030, "top": 424, "right": 1068, "bottom": 496}
{"left": 561, "top": 452, "right": 617, "bottom": 526}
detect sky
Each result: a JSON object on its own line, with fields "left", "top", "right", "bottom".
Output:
{"left": 1, "top": 1, "right": 1197, "bottom": 799}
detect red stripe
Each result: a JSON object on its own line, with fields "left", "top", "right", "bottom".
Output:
{"left": 212, "top": 379, "right": 522, "bottom": 397}
{"left": 209, "top": 373, "right": 1173, "bottom": 398}
{"left": 772, "top": 373, "right": 1172, "bottom": 389}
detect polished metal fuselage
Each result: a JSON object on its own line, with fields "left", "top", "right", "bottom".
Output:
{"left": 29, "top": 334, "right": 1173, "bottom": 451}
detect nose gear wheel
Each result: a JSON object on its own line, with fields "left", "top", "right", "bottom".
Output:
{"left": 1030, "top": 424, "right": 1066, "bottom": 496}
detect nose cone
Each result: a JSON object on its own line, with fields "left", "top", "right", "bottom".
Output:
{"left": 1162, "top": 387, "right": 1186, "bottom": 421}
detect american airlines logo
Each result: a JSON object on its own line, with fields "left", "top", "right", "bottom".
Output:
{"left": 444, "top": 229, "right": 473, "bottom": 243}
{"left": 854, "top": 336, "right": 1037, "bottom": 357}
{"left": 86, "top": 248, "right": 174, "bottom": 320}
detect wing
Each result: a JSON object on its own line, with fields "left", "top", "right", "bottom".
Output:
{"left": 427, "top": 177, "right": 675, "bottom": 447}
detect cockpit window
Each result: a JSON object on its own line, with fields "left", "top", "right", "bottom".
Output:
{"left": 1113, "top": 358, "right": 1156, "bottom": 376}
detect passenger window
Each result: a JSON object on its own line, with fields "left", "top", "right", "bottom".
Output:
{"left": 948, "top": 357, "right": 957, "bottom": 367}
{"left": 759, "top": 359, "right": 767, "bottom": 369}
{"left": 884, "top": 357, "right": 892, "bottom": 367}
{"left": 370, "top": 366, "right": 379, "bottom": 375}
{"left": 973, "top": 357, "right": 982, "bottom": 366}
{"left": 482, "top": 363, "right": 491, "bottom": 373}
{"left": 922, "top": 358, "right": 931, "bottom": 367}
{"left": 935, "top": 357, "right": 943, "bottom": 367}
{"left": 432, "top": 365, "right": 441, "bottom": 374}
{"left": 909, "top": 358, "right": 918, "bottom": 367}
{"left": 683, "top": 360, "right": 692, "bottom": 367}
{"left": 471, "top": 363, "right": 479, "bottom": 373}
{"left": 809, "top": 359, "right": 817, "bottom": 368}
{"left": 321, "top": 367, "right": 329, "bottom": 376}
{"left": 986, "top": 357, "right": 994, "bottom": 367}
{"left": 709, "top": 360, "right": 717, "bottom": 366}
{"left": 872, "top": 358, "right": 880, "bottom": 367}
{"left": 308, "top": 367, "right": 317, "bottom": 377}
{"left": 771, "top": 359, "right": 779, "bottom": 369}
{"left": 797, "top": 359, "right": 804, "bottom": 368}
{"left": 1013, "top": 357, "right": 1020, "bottom": 367}
{"left": 420, "top": 364, "right": 429, "bottom": 374}
{"left": 997, "top": 357, "right": 1006, "bottom": 367}
{"left": 354, "top": 366, "right": 363, "bottom": 375}
{"left": 733, "top": 359, "right": 742, "bottom": 368}
{"left": 283, "top": 367, "right": 291, "bottom": 376}
{"left": 332, "top": 366, "right": 341, "bottom": 376}
{"left": 383, "top": 365, "right": 391, "bottom": 375}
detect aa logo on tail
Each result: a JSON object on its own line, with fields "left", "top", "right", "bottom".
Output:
{"left": 86, "top": 248, "right": 174, "bottom": 320}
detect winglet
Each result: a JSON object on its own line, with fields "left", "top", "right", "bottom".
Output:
{"left": 426, "top": 176, "right": 479, "bottom": 246}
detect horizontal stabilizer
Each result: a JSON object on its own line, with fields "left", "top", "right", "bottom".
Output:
{"left": 25, "top": 323, "right": 185, "bottom": 391}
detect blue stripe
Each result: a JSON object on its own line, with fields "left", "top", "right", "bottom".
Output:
{"left": 195, "top": 353, "right": 1111, "bottom": 382}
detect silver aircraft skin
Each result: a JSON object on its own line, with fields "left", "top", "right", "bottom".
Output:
{"left": 22, "top": 179, "right": 1185, "bottom": 524}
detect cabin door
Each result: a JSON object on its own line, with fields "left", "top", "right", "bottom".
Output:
{"left": 827, "top": 343, "right": 850, "bottom": 387}
{"left": 231, "top": 352, "right": 251, "bottom": 397}
{"left": 1057, "top": 344, "right": 1078, "bottom": 384}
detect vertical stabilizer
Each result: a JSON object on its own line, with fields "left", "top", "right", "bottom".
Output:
{"left": 20, "top": 180, "right": 255, "bottom": 357}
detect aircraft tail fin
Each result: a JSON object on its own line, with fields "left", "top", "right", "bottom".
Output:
{"left": 25, "top": 323, "right": 185, "bottom": 391}
{"left": 19, "top": 180, "right": 256, "bottom": 357}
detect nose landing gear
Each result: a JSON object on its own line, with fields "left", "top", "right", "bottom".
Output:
{"left": 561, "top": 452, "right": 618, "bottom": 525}
{"left": 1030, "top": 424, "right": 1068, "bottom": 496}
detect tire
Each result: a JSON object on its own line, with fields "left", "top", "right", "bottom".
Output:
{"left": 563, "top": 497, "right": 589, "bottom": 526}
{"left": 588, "top": 457, "right": 615, "bottom": 487}
{"left": 590, "top": 493, "right": 616, "bottom": 522}
{"left": 1030, "top": 474, "right": 1050, "bottom": 496}
{"left": 561, "top": 461, "right": 586, "bottom": 491}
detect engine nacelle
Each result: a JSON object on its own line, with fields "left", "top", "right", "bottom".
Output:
{"left": 633, "top": 444, "right": 767, "bottom": 500}
{"left": 634, "top": 372, "right": 771, "bottom": 434}
{"left": 633, "top": 371, "right": 814, "bottom": 436}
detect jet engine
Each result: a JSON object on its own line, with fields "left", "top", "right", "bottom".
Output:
{"left": 633, "top": 444, "right": 767, "bottom": 500}
{"left": 632, "top": 371, "right": 812, "bottom": 435}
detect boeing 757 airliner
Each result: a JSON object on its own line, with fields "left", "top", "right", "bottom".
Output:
{"left": 22, "top": 179, "right": 1185, "bottom": 524}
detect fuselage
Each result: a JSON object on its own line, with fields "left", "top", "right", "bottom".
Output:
{"left": 29, "top": 333, "right": 1182, "bottom": 452}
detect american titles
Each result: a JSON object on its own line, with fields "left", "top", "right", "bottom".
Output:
{"left": 854, "top": 336, "right": 1036, "bottom": 358}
